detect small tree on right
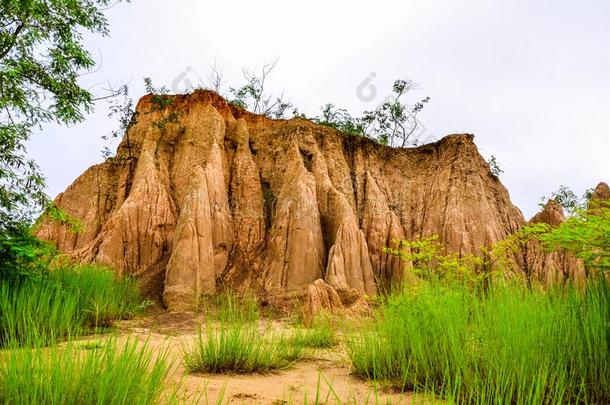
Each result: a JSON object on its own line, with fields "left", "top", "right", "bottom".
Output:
{"left": 539, "top": 201, "right": 610, "bottom": 276}
{"left": 539, "top": 185, "right": 593, "bottom": 216}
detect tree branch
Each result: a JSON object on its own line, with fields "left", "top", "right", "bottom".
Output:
{"left": 0, "top": 22, "right": 25, "bottom": 61}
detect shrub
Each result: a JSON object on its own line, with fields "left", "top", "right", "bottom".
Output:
{"left": 0, "top": 339, "right": 171, "bottom": 404}
{"left": 385, "top": 235, "right": 489, "bottom": 290}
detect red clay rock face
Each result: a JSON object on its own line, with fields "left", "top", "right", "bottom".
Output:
{"left": 37, "top": 90, "right": 526, "bottom": 310}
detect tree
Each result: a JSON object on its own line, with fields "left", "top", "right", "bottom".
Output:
{"left": 0, "top": 0, "right": 127, "bottom": 229}
{"left": 540, "top": 201, "right": 610, "bottom": 276}
{"left": 229, "top": 59, "right": 293, "bottom": 119}
{"left": 360, "top": 79, "right": 430, "bottom": 147}
{"left": 539, "top": 185, "right": 592, "bottom": 216}
{"left": 312, "top": 103, "right": 366, "bottom": 136}
{"left": 487, "top": 155, "right": 504, "bottom": 178}
{"left": 101, "top": 84, "right": 135, "bottom": 160}
{"left": 313, "top": 79, "right": 430, "bottom": 147}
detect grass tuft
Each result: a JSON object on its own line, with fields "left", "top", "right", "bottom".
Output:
{"left": 184, "top": 320, "right": 307, "bottom": 374}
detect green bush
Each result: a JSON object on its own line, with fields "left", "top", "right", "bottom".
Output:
{"left": 0, "top": 224, "right": 55, "bottom": 282}
{"left": 0, "top": 339, "right": 170, "bottom": 404}
{"left": 345, "top": 279, "right": 610, "bottom": 403}
{"left": 385, "top": 235, "right": 489, "bottom": 289}
{"left": 0, "top": 264, "right": 144, "bottom": 348}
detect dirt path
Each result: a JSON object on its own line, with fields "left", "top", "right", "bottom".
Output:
{"left": 96, "top": 312, "right": 416, "bottom": 404}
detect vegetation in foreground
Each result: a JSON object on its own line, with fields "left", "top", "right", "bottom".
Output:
{"left": 346, "top": 278, "right": 610, "bottom": 404}
{"left": 345, "top": 203, "right": 610, "bottom": 404}
{"left": 183, "top": 301, "right": 337, "bottom": 375}
{"left": 0, "top": 227, "right": 165, "bottom": 403}
{"left": 0, "top": 257, "right": 173, "bottom": 404}
{"left": 0, "top": 209, "right": 606, "bottom": 403}
{"left": 343, "top": 202, "right": 610, "bottom": 404}
{"left": 0, "top": 339, "right": 171, "bottom": 405}
{"left": 0, "top": 264, "right": 144, "bottom": 348}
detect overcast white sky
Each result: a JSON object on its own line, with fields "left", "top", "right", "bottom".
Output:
{"left": 28, "top": 0, "right": 610, "bottom": 218}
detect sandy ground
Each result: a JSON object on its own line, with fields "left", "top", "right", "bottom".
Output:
{"left": 87, "top": 311, "right": 418, "bottom": 404}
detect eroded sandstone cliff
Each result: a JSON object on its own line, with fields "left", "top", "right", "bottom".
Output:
{"left": 37, "top": 90, "right": 528, "bottom": 310}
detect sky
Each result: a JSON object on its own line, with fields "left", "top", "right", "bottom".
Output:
{"left": 27, "top": 0, "right": 610, "bottom": 218}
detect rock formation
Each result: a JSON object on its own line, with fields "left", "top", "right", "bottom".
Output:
{"left": 589, "top": 182, "right": 610, "bottom": 214}
{"left": 530, "top": 199, "right": 565, "bottom": 227}
{"left": 523, "top": 200, "right": 583, "bottom": 284}
{"left": 37, "top": 90, "right": 527, "bottom": 310}
{"left": 302, "top": 279, "right": 370, "bottom": 325}
{"left": 521, "top": 182, "right": 609, "bottom": 284}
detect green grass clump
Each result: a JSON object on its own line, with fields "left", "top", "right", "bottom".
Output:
{"left": 50, "top": 264, "right": 144, "bottom": 325}
{"left": 0, "top": 264, "right": 145, "bottom": 347}
{"left": 184, "top": 320, "right": 306, "bottom": 374}
{"left": 346, "top": 278, "right": 610, "bottom": 404}
{"left": 292, "top": 315, "right": 337, "bottom": 349}
{"left": 0, "top": 339, "right": 171, "bottom": 404}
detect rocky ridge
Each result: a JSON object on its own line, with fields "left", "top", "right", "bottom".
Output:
{"left": 38, "top": 90, "right": 576, "bottom": 310}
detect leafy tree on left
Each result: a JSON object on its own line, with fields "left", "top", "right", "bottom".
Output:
{"left": 0, "top": 0, "right": 126, "bottom": 276}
